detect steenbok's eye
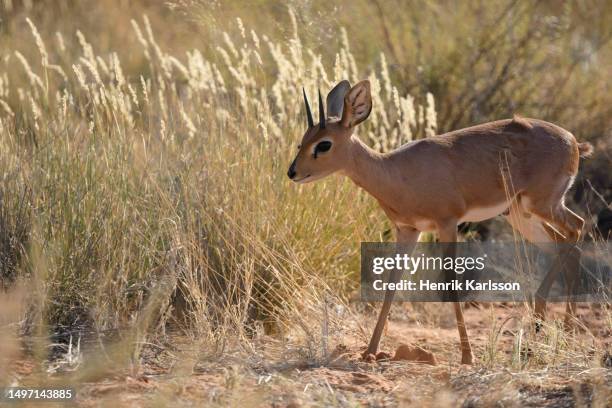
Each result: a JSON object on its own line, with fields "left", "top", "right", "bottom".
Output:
{"left": 314, "top": 141, "right": 332, "bottom": 158}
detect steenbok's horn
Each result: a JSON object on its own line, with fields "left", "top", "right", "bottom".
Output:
{"left": 318, "top": 89, "right": 325, "bottom": 129}
{"left": 303, "top": 87, "right": 313, "bottom": 128}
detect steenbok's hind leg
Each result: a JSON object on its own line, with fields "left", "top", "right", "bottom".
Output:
{"left": 523, "top": 189, "right": 585, "bottom": 329}
{"left": 522, "top": 173, "right": 584, "bottom": 241}
{"left": 503, "top": 203, "right": 560, "bottom": 324}
{"left": 527, "top": 204, "right": 584, "bottom": 328}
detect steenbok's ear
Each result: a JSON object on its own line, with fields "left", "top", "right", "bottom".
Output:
{"left": 341, "top": 80, "right": 372, "bottom": 128}
{"left": 326, "top": 80, "right": 351, "bottom": 119}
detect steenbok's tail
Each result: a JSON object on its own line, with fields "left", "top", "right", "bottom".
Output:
{"left": 578, "top": 142, "right": 594, "bottom": 158}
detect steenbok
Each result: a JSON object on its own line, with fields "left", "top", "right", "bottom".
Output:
{"left": 288, "top": 80, "right": 593, "bottom": 364}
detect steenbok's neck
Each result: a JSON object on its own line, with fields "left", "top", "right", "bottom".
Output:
{"left": 343, "top": 136, "right": 397, "bottom": 206}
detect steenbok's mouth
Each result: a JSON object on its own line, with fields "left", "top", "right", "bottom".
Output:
{"left": 293, "top": 174, "right": 311, "bottom": 183}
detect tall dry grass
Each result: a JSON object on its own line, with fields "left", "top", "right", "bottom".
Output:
{"left": 0, "top": 3, "right": 439, "bottom": 371}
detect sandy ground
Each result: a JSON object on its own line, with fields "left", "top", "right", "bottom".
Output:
{"left": 7, "top": 303, "right": 612, "bottom": 407}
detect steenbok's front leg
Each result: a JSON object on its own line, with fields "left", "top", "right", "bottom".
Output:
{"left": 364, "top": 226, "right": 420, "bottom": 358}
{"left": 437, "top": 220, "right": 473, "bottom": 365}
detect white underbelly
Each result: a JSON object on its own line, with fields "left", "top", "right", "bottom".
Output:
{"left": 460, "top": 201, "right": 510, "bottom": 223}
{"left": 413, "top": 219, "right": 436, "bottom": 231}
{"left": 399, "top": 201, "right": 511, "bottom": 232}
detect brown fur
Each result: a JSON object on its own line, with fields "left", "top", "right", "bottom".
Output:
{"left": 289, "top": 80, "right": 593, "bottom": 365}
{"left": 292, "top": 113, "right": 591, "bottom": 227}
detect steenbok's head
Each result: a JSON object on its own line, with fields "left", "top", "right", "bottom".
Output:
{"left": 287, "top": 80, "right": 372, "bottom": 183}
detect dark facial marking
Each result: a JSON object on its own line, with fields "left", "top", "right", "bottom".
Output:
{"left": 313, "top": 140, "right": 332, "bottom": 158}
{"left": 287, "top": 160, "right": 297, "bottom": 179}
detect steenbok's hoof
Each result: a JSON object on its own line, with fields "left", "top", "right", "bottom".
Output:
{"left": 461, "top": 352, "right": 474, "bottom": 365}
{"left": 362, "top": 353, "right": 377, "bottom": 363}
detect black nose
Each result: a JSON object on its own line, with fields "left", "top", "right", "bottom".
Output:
{"left": 287, "top": 162, "right": 296, "bottom": 179}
